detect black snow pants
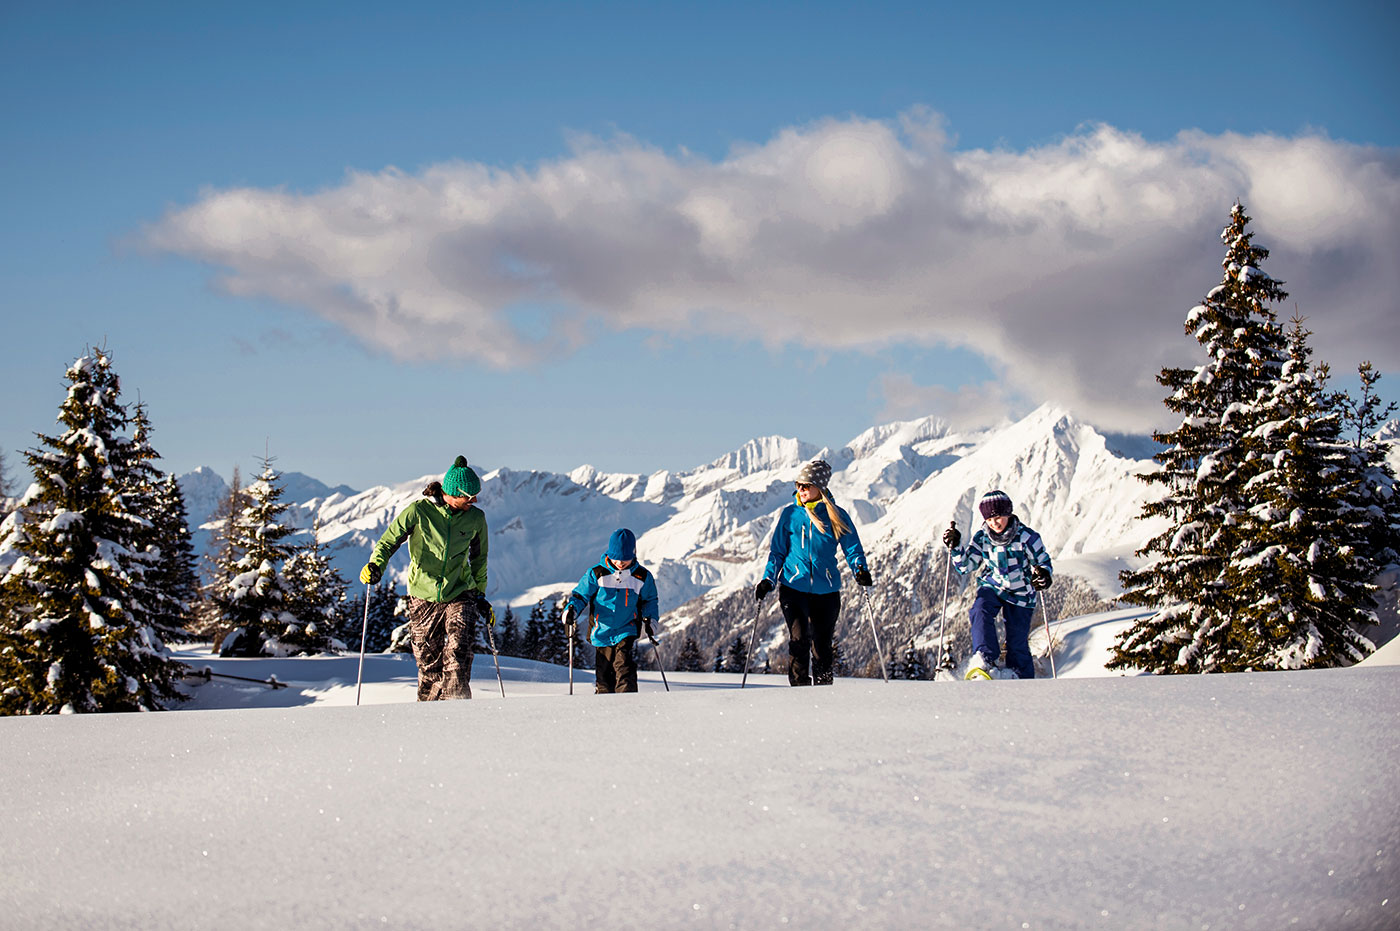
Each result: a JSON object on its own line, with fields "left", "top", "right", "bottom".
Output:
{"left": 594, "top": 637, "right": 639, "bottom": 694}
{"left": 778, "top": 585, "right": 841, "bottom": 686}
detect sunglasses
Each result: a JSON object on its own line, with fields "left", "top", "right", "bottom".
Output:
{"left": 795, "top": 482, "right": 815, "bottom": 490}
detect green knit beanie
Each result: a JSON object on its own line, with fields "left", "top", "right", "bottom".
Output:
{"left": 442, "top": 455, "right": 481, "bottom": 497}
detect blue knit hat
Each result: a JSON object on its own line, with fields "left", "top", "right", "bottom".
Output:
{"left": 442, "top": 456, "right": 481, "bottom": 497}
{"left": 979, "top": 490, "right": 1013, "bottom": 520}
{"left": 606, "top": 528, "right": 637, "bottom": 561}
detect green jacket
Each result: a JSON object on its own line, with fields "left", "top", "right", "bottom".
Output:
{"left": 369, "top": 499, "right": 488, "bottom": 603}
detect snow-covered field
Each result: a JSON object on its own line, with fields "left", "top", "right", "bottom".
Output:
{"left": 1, "top": 612, "right": 1396, "bottom": 930}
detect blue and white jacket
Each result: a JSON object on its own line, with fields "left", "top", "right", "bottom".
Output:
{"left": 949, "top": 517, "right": 1053, "bottom": 609}
{"left": 567, "top": 555, "right": 660, "bottom": 648}
{"left": 763, "top": 495, "right": 868, "bottom": 595}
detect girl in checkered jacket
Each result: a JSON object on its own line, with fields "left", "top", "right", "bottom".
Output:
{"left": 942, "top": 490, "right": 1053, "bottom": 679}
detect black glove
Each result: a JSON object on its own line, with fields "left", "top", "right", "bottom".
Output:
{"left": 942, "top": 523, "right": 961, "bottom": 548}
{"left": 474, "top": 593, "right": 496, "bottom": 626}
{"left": 854, "top": 567, "right": 873, "bottom": 587}
{"left": 562, "top": 603, "right": 577, "bottom": 627}
{"left": 755, "top": 578, "right": 774, "bottom": 602}
{"left": 1030, "top": 566, "right": 1052, "bottom": 591}
{"left": 359, "top": 563, "right": 382, "bottom": 585}
{"left": 642, "top": 618, "right": 657, "bottom": 639}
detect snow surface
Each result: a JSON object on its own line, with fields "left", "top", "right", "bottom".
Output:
{"left": 0, "top": 622, "right": 1396, "bottom": 930}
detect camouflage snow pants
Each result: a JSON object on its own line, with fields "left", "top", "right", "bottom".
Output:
{"left": 406, "top": 596, "right": 477, "bottom": 700}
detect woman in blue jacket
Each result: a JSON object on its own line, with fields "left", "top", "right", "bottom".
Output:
{"left": 755, "top": 459, "right": 873, "bottom": 686}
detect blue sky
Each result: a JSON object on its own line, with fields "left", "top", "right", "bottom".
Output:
{"left": 2, "top": 1, "right": 1397, "bottom": 491}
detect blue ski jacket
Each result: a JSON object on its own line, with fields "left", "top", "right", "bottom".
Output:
{"left": 567, "top": 555, "right": 660, "bottom": 648}
{"left": 949, "top": 517, "right": 1053, "bottom": 609}
{"left": 762, "top": 494, "right": 868, "bottom": 595}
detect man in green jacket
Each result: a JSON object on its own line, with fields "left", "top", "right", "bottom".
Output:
{"left": 360, "top": 456, "right": 490, "bottom": 700}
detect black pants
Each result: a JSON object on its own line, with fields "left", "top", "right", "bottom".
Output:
{"left": 779, "top": 585, "right": 841, "bottom": 686}
{"left": 595, "top": 637, "right": 638, "bottom": 693}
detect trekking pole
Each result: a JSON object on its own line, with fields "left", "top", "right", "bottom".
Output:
{"left": 935, "top": 522, "right": 955, "bottom": 672}
{"left": 858, "top": 585, "right": 890, "bottom": 682}
{"left": 647, "top": 632, "right": 670, "bottom": 692}
{"left": 739, "top": 593, "right": 766, "bottom": 689}
{"left": 566, "top": 620, "right": 575, "bottom": 695}
{"left": 483, "top": 610, "right": 506, "bottom": 697}
{"left": 355, "top": 582, "right": 371, "bottom": 706}
{"left": 1039, "top": 590, "right": 1058, "bottom": 679}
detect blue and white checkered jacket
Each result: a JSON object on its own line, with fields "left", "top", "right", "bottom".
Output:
{"left": 949, "top": 519, "right": 1053, "bottom": 609}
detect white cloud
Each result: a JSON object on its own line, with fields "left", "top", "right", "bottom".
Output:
{"left": 142, "top": 112, "right": 1400, "bottom": 431}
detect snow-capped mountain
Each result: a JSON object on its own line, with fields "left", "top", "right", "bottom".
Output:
{"left": 180, "top": 404, "right": 1179, "bottom": 666}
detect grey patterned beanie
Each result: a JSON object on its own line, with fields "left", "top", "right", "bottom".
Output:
{"left": 796, "top": 459, "right": 832, "bottom": 489}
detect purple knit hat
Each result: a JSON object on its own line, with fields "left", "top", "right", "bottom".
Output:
{"left": 978, "top": 490, "right": 1013, "bottom": 520}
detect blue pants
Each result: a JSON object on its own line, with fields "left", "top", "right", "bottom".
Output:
{"left": 970, "top": 588, "right": 1036, "bottom": 679}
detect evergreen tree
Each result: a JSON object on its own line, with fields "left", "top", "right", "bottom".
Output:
{"left": 150, "top": 475, "right": 200, "bottom": 644}
{"left": 1335, "top": 362, "right": 1400, "bottom": 581}
{"left": 832, "top": 639, "right": 848, "bottom": 678}
{"left": 542, "top": 595, "right": 569, "bottom": 665}
{"left": 522, "top": 600, "right": 548, "bottom": 661}
{"left": 673, "top": 636, "right": 703, "bottom": 672}
{"left": 210, "top": 456, "right": 302, "bottom": 656}
{"left": 193, "top": 465, "right": 248, "bottom": 635}
{"left": 888, "top": 646, "right": 906, "bottom": 680}
{"left": 712, "top": 646, "right": 723, "bottom": 673}
{"left": 342, "top": 582, "right": 401, "bottom": 653}
{"left": 496, "top": 605, "right": 519, "bottom": 657}
{"left": 0, "top": 348, "right": 184, "bottom": 713}
{"left": 901, "top": 641, "right": 928, "bottom": 680}
{"left": 125, "top": 404, "right": 197, "bottom": 647}
{"left": 723, "top": 635, "right": 748, "bottom": 674}
{"left": 281, "top": 519, "right": 344, "bottom": 654}
{"left": 0, "top": 448, "right": 15, "bottom": 500}
{"left": 1113, "top": 204, "right": 1290, "bottom": 674}
{"left": 1224, "top": 317, "right": 1377, "bottom": 667}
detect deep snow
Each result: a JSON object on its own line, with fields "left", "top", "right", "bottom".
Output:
{"left": 0, "top": 611, "right": 1396, "bottom": 930}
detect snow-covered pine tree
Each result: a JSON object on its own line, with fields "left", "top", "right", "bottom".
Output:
{"left": 712, "top": 647, "right": 723, "bottom": 673}
{"left": 1113, "top": 204, "right": 1290, "bottom": 674}
{"left": 210, "top": 456, "right": 302, "bottom": 656}
{"left": 124, "top": 403, "right": 196, "bottom": 648}
{"left": 281, "top": 519, "right": 344, "bottom": 654}
{"left": 723, "top": 635, "right": 748, "bottom": 674}
{"left": 901, "top": 641, "right": 928, "bottom": 680}
{"left": 192, "top": 465, "right": 248, "bottom": 635}
{"left": 674, "top": 636, "right": 704, "bottom": 672}
{"left": 0, "top": 348, "right": 184, "bottom": 713}
{"left": 150, "top": 475, "right": 200, "bottom": 644}
{"left": 1335, "top": 362, "right": 1400, "bottom": 588}
{"left": 1226, "top": 316, "right": 1377, "bottom": 668}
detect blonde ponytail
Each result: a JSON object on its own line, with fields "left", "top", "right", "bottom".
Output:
{"left": 802, "top": 488, "right": 851, "bottom": 539}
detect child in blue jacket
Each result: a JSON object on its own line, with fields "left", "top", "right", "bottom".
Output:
{"left": 563, "top": 529, "right": 659, "bottom": 694}
{"left": 755, "top": 459, "right": 873, "bottom": 686}
{"left": 944, "top": 490, "right": 1053, "bottom": 679}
